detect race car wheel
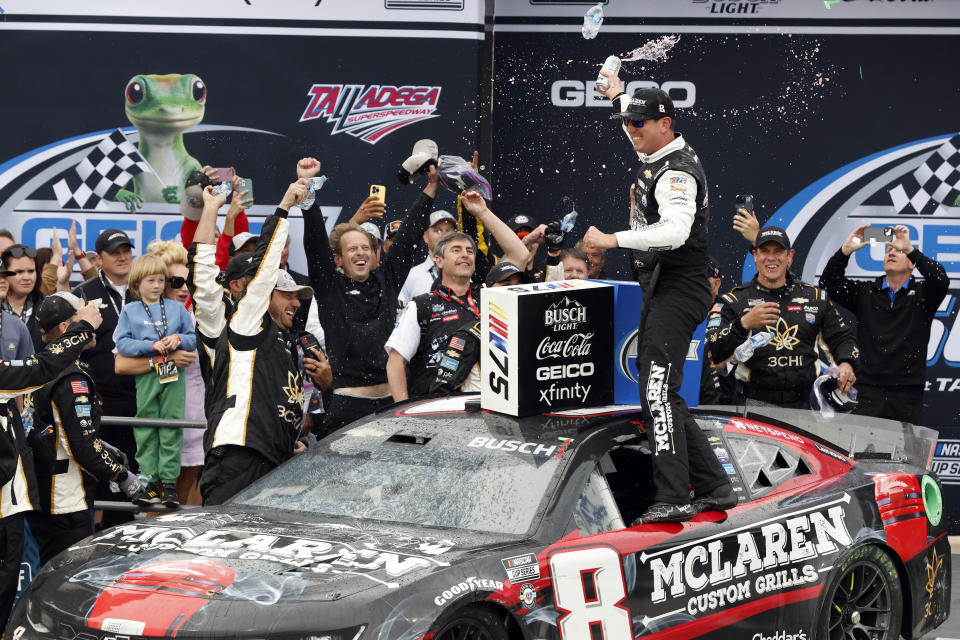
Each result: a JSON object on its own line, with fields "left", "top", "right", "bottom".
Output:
{"left": 432, "top": 605, "right": 511, "bottom": 640}
{"left": 820, "top": 545, "right": 902, "bottom": 640}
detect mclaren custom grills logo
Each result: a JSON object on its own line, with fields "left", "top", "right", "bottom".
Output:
{"left": 644, "top": 497, "right": 852, "bottom": 616}
{"left": 300, "top": 84, "right": 441, "bottom": 144}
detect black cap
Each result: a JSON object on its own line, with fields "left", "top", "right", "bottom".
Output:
{"left": 484, "top": 261, "right": 533, "bottom": 287}
{"left": 217, "top": 253, "right": 254, "bottom": 287}
{"left": 755, "top": 226, "right": 791, "bottom": 250}
{"left": 611, "top": 87, "right": 675, "bottom": 122}
{"left": 506, "top": 214, "right": 536, "bottom": 233}
{"left": 36, "top": 292, "right": 81, "bottom": 332}
{"left": 95, "top": 229, "right": 134, "bottom": 253}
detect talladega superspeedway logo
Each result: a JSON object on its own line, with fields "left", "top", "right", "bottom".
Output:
{"left": 752, "top": 132, "right": 960, "bottom": 403}
{"left": 299, "top": 84, "right": 441, "bottom": 144}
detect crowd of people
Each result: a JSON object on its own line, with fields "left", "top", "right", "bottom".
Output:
{"left": 0, "top": 78, "right": 947, "bottom": 627}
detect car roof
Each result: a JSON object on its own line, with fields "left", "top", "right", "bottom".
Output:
{"left": 362, "top": 394, "right": 644, "bottom": 442}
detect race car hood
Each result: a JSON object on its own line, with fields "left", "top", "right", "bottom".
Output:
{"left": 23, "top": 509, "right": 513, "bottom": 637}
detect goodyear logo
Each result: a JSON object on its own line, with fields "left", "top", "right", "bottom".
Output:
{"left": 299, "top": 84, "right": 441, "bottom": 144}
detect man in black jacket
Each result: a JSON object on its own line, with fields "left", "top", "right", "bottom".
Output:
{"left": 0, "top": 299, "right": 101, "bottom": 628}
{"left": 818, "top": 224, "right": 947, "bottom": 424}
{"left": 708, "top": 227, "right": 859, "bottom": 407}
{"left": 299, "top": 157, "right": 434, "bottom": 434}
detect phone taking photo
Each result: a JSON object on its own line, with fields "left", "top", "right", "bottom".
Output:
{"left": 735, "top": 194, "right": 755, "bottom": 214}
{"left": 370, "top": 184, "right": 386, "bottom": 205}
{"left": 862, "top": 227, "right": 893, "bottom": 244}
{"left": 211, "top": 167, "right": 235, "bottom": 184}
{"left": 236, "top": 177, "right": 253, "bottom": 202}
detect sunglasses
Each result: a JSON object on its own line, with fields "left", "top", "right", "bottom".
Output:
{"left": 167, "top": 276, "right": 187, "bottom": 288}
{"left": 623, "top": 118, "right": 647, "bottom": 128}
{"left": 2, "top": 246, "right": 37, "bottom": 259}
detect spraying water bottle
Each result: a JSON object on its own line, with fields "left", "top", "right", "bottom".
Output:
{"left": 560, "top": 198, "right": 578, "bottom": 233}
{"left": 300, "top": 175, "right": 328, "bottom": 210}
{"left": 595, "top": 55, "right": 621, "bottom": 93}
{"left": 581, "top": 3, "right": 604, "bottom": 39}
{"left": 734, "top": 331, "right": 772, "bottom": 363}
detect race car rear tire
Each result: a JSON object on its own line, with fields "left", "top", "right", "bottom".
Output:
{"left": 817, "top": 545, "right": 903, "bottom": 640}
{"left": 431, "top": 604, "right": 511, "bottom": 640}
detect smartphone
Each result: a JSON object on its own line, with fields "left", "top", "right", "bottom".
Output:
{"left": 235, "top": 177, "right": 253, "bottom": 202}
{"left": 299, "top": 332, "right": 321, "bottom": 357}
{"left": 211, "top": 167, "right": 235, "bottom": 184}
{"left": 735, "top": 194, "right": 755, "bottom": 214}
{"left": 370, "top": 184, "right": 386, "bottom": 205}
{"left": 863, "top": 227, "right": 893, "bottom": 244}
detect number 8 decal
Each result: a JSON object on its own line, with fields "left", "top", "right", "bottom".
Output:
{"left": 549, "top": 546, "right": 633, "bottom": 640}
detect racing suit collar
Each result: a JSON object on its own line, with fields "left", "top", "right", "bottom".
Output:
{"left": 637, "top": 134, "right": 686, "bottom": 163}
{"left": 751, "top": 270, "right": 799, "bottom": 295}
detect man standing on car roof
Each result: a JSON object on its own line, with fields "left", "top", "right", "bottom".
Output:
{"left": 581, "top": 73, "right": 733, "bottom": 525}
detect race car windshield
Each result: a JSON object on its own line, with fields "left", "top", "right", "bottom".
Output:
{"left": 230, "top": 418, "right": 565, "bottom": 536}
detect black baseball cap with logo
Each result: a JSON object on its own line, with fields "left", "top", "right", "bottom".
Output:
{"left": 484, "top": 261, "right": 533, "bottom": 287}
{"left": 755, "top": 226, "right": 791, "bottom": 250}
{"left": 610, "top": 87, "right": 676, "bottom": 122}
{"left": 36, "top": 292, "right": 82, "bottom": 333}
{"left": 95, "top": 229, "right": 134, "bottom": 253}
{"left": 217, "top": 253, "right": 254, "bottom": 287}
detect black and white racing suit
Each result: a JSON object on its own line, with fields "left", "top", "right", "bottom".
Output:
{"left": 200, "top": 210, "right": 303, "bottom": 505}
{"left": 611, "top": 94, "right": 729, "bottom": 505}
{"left": 0, "top": 321, "right": 96, "bottom": 627}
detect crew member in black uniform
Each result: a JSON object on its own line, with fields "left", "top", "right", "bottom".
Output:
{"left": 0, "top": 298, "right": 101, "bottom": 628}
{"left": 28, "top": 293, "right": 140, "bottom": 565}
{"left": 700, "top": 256, "right": 737, "bottom": 405}
{"left": 583, "top": 76, "right": 733, "bottom": 524}
{"left": 708, "top": 227, "right": 859, "bottom": 408}
{"left": 200, "top": 179, "right": 321, "bottom": 505}
{"left": 385, "top": 191, "right": 529, "bottom": 401}
{"left": 818, "top": 223, "right": 946, "bottom": 424}
{"left": 300, "top": 157, "right": 435, "bottom": 434}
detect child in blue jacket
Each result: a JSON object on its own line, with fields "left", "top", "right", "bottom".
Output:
{"left": 115, "top": 253, "right": 196, "bottom": 506}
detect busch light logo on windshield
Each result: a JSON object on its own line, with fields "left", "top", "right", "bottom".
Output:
{"left": 299, "top": 84, "right": 442, "bottom": 144}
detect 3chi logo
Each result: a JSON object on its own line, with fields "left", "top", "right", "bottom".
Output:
{"left": 768, "top": 317, "right": 800, "bottom": 351}
{"left": 299, "top": 84, "right": 441, "bottom": 144}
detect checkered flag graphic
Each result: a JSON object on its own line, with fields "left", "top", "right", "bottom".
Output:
{"left": 52, "top": 129, "right": 158, "bottom": 209}
{"left": 888, "top": 133, "right": 960, "bottom": 215}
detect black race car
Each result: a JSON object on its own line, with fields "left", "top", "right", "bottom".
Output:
{"left": 6, "top": 396, "right": 951, "bottom": 640}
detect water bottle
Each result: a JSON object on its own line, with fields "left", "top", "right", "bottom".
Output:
{"left": 734, "top": 331, "right": 772, "bottom": 363}
{"left": 300, "top": 175, "right": 328, "bottom": 210}
{"left": 581, "top": 3, "right": 604, "bottom": 39}
{"left": 595, "top": 55, "right": 621, "bottom": 93}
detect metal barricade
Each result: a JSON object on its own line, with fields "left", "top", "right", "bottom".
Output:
{"left": 93, "top": 415, "right": 207, "bottom": 513}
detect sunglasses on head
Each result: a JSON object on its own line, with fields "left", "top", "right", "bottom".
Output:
{"left": 167, "top": 276, "right": 187, "bottom": 288}
{"left": 3, "top": 246, "right": 37, "bottom": 259}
